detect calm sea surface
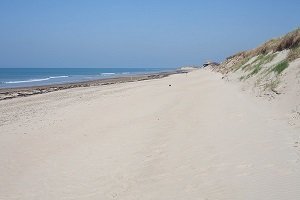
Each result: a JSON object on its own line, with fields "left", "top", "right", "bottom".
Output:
{"left": 0, "top": 68, "right": 174, "bottom": 88}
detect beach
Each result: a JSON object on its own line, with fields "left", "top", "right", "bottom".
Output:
{"left": 0, "top": 70, "right": 185, "bottom": 100}
{"left": 0, "top": 69, "right": 299, "bottom": 199}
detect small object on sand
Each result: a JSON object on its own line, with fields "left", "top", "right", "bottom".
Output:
{"left": 169, "top": 84, "right": 171, "bottom": 87}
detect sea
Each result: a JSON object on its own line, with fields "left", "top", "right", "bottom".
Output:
{"left": 0, "top": 68, "right": 174, "bottom": 88}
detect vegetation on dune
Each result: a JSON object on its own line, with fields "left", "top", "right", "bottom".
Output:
{"left": 241, "top": 63, "right": 250, "bottom": 71}
{"left": 233, "top": 52, "right": 277, "bottom": 73}
{"left": 245, "top": 28, "right": 300, "bottom": 58}
{"left": 250, "top": 65, "right": 262, "bottom": 75}
{"left": 241, "top": 55, "right": 262, "bottom": 71}
{"left": 260, "top": 53, "right": 277, "bottom": 64}
{"left": 226, "top": 51, "right": 247, "bottom": 60}
{"left": 217, "top": 28, "right": 299, "bottom": 94}
{"left": 217, "top": 28, "right": 299, "bottom": 74}
{"left": 240, "top": 53, "right": 277, "bottom": 80}
{"left": 232, "top": 57, "right": 250, "bottom": 71}
{"left": 276, "top": 28, "right": 300, "bottom": 51}
{"left": 272, "top": 60, "right": 289, "bottom": 74}
{"left": 287, "top": 45, "right": 300, "bottom": 61}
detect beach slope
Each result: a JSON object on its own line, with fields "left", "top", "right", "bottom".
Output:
{"left": 0, "top": 70, "right": 299, "bottom": 199}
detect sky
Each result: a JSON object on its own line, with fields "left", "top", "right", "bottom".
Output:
{"left": 0, "top": 0, "right": 299, "bottom": 68}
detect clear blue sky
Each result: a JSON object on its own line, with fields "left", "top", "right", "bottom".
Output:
{"left": 0, "top": 0, "right": 299, "bottom": 68}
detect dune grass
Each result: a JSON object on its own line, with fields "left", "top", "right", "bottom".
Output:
{"left": 272, "top": 60, "right": 289, "bottom": 74}
{"left": 241, "top": 53, "right": 277, "bottom": 80}
{"left": 250, "top": 65, "right": 262, "bottom": 75}
{"left": 261, "top": 53, "right": 277, "bottom": 64}
{"left": 245, "top": 28, "right": 300, "bottom": 58}
{"left": 287, "top": 45, "right": 300, "bottom": 61}
{"left": 232, "top": 57, "right": 251, "bottom": 72}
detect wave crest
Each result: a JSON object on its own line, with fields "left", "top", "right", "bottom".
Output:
{"left": 101, "top": 73, "right": 116, "bottom": 76}
{"left": 4, "top": 75, "right": 69, "bottom": 84}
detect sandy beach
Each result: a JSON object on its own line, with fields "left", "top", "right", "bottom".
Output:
{"left": 0, "top": 70, "right": 185, "bottom": 101}
{"left": 0, "top": 69, "right": 299, "bottom": 199}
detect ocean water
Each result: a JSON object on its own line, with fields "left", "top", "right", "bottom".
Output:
{"left": 0, "top": 68, "right": 174, "bottom": 88}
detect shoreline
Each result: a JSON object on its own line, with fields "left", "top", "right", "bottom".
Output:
{"left": 0, "top": 69, "right": 187, "bottom": 101}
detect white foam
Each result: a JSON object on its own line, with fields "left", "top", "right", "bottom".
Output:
{"left": 49, "top": 76, "right": 69, "bottom": 79}
{"left": 4, "top": 76, "right": 69, "bottom": 84}
{"left": 101, "top": 73, "right": 116, "bottom": 76}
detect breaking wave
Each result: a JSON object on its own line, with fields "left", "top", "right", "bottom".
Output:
{"left": 4, "top": 76, "right": 69, "bottom": 84}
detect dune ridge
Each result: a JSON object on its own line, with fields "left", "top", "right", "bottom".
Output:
{"left": 210, "top": 28, "right": 300, "bottom": 128}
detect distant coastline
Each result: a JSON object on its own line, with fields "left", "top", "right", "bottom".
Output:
{"left": 0, "top": 69, "right": 187, "bottom": 100}
{"left": 0, "top": 68, "right": 176, "bottom": 89}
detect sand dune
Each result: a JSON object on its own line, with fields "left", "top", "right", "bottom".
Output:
{"left": 0, "top": 69, "right": 299, "bottom": 199}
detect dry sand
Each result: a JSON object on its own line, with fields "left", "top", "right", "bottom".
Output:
{"left": 0, "top": 69, "right": 299, "bottom": 200}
